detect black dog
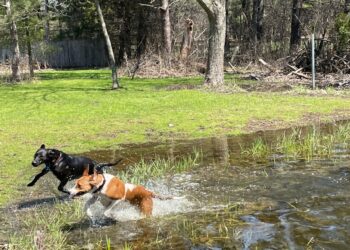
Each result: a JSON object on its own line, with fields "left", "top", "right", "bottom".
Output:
{"left": 28, "top": 144, "right": 122, "bottom": 194}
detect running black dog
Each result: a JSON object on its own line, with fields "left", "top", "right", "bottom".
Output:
{"left": 28, "top": 144, "right": 122, "bottom": 194}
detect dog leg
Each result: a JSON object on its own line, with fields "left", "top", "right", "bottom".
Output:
{"left": 27, "top": 168, "right": 49, "bottom": 187}
{"left": 84, "top": 195, "right": 98, "bottom": 218}
{"left": 103, "top": 199, "right": 123, "bottom": 218}
{"left": 58, "top": 179, "right": 69, "bottom": 194}
{"left": 140, "top": 197, "right": 153, "bottom": 217}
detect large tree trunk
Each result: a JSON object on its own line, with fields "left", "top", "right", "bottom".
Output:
{"left": 196, "top": 0, "right": 226, "bottom": 86}
{"left": 5, "top": 0, "right": 21, "bottom": 82}
{"left": 160, "top": 0, "right": 172, "bottom": 66}
{"left": 290, "top": 0, "right": 303, "bottom": 52}
{"left": 180, "top": 18, "right": 194, "bottom": 61}
{"left": 25, "top": 17, "right": 34, "bottom": 78}
{"left": 94, "top": 0, "right": 119, "bottom": 89}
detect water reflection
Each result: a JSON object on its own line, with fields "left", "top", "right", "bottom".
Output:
{"left": 5, "top": 122, "right": 350, "bottom": 249}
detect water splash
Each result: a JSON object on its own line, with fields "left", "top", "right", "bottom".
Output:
{"left": 82, "top": 181, "right": 195, "bottom": 223}
{"left": 238, "top": 215, "right": 275, "bottom": 250}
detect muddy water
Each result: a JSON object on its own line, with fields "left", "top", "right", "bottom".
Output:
{"left": 5, "top": 122, "right": 350, "bottom": 249}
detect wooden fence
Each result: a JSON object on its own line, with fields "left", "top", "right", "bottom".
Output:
{"left": 43, "top": 39, "right": 109, "bottom": 68}
{"left": 0, "top": 39, "right": 109, "bottom": 68}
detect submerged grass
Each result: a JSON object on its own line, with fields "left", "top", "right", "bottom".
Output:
{"left": 9, "top": 200, "right": 84, "bottom": 250}
{"left": 124, "top": 204, "right": 244, "bottom": 249}
{"left": 119, "top": 150, "right": 202, "bottom": 185}
{"left": 242, "top": 123, "right": 350, "bottom": 161}
{"left": 241, "top": 138, "right": 271, "bottom": 159}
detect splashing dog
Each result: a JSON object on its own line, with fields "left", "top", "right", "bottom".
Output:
{"left": 69, "top": 168, "right": 171, "bottom": 218}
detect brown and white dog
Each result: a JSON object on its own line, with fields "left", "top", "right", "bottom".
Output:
{"left": 69, "top": 168, "right": 165, "bottom": 218}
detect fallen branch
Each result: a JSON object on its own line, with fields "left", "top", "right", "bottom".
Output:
{"left": 258, "top": 58, "right": 275, "bottom": 72}
{"left": 228, "top": 62, "right": 237, "bottom": 72}
{"left": 287, "top": 67, "right": 303, "bottom": 76}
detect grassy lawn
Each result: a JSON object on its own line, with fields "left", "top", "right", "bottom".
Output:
{"left": 1, "top": 69, "right": 350, "bottom": 206}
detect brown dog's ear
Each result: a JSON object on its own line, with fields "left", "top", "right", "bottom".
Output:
{"left": 82, "top": 166, "right": 89, "bottom": 176}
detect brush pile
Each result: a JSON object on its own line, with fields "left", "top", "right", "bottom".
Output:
{"left": 288, "top": 48, "right": 350, "bottom": 75}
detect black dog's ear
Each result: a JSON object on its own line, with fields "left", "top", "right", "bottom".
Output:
{"left": 48, "top": 149, "right": 56, "bottom": 157}
{"left": 40, "top": 144, "right": 46, "bottom": 149}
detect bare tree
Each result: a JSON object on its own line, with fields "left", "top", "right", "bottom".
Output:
{"left": 180, "top": 18, "right": 194, "bottom": 61}
{"left": 160, "top": 0, "right": 172, "bottom": 66}
{"left": 252, "top": 0, "right": 263, "bottom": 42}
{"left": 290, "top": 0, "right": 303, "bottom": 52}
{"left": 196, "top": 0, "right": 226, "bottom": 86}
{"left": 4, "top": 0, "right": 21, "bottom": 81}
{"left": 345, "top": 0, "right": 350, "bottom": 13}
{"left": 25, "top": 17, "right": 34, "bottom": 78}
{"left": 94, "top": 0, "right": 119, "bottom": 89}
{"left": 118, "top": 0, "right": 132, "bottom": 65}
{"left": 44, "top": 0, "right": 49, "bottom": 41}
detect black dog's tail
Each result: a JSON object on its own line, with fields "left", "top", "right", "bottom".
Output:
{"left": 96, "top": 158, "right": 123, "bottom": 169}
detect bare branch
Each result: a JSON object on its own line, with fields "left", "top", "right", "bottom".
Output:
{"left": 196, "top": 0, "right": 214, "bottom": 17}
{"left": 139, "top": 3, "right": 159, "bottom": 9}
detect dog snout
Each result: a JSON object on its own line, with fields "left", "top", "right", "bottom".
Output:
{"left": 32, "top": 161, "right": 40, "bottom": 167}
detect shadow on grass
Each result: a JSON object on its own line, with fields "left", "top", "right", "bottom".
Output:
{"left": 16, "top": 195, "right": 69, "bottom": 210}
{"left": 37, "top": 71, "right": 111, "bottom": 80}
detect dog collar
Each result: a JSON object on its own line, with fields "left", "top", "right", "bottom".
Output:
{"left": 45, "top": 163, "right": 50, "bottom": 171}
{"left": 53, "top": 153, "right": 63, "bottom": 166}
{"left": 92, "top": 175, "right": 106, "bottom": 194}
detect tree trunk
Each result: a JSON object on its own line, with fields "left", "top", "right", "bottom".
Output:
{"left": 25, "top": 17, "right": 34, "bottom": 78}
{"left": 225, "top": 0, "right": 230, "bottom": 57}
{"left": 5, "top": 0, "right": 21, "bottom": 82}
{"left": 118, "top": 0, "right": 132, "bottom": 65}
{"left": 241, "top": 0, "right": 251, "bottom": 43}
{"left": 94, "top": 0, "right": 119, "bottom": 89}
{"left": 196, "top": 0, "right": 226, "bottom": 86}
{"left": 290, "top": 0, "right": 303, "bottom": 52}
{"left": 132, "top": 5, "right": 148, "bottom": 79}
{"left": 136, "top": 6, "right": 148, "bottom": 58}
{"left": 252, "top": 0, "right": 264, "bottom": 42}
{"left": 180, "top": 18, "right": 194, "bottom": 61}
{"left": 44, "top": 0, "right": 50, "bottom": 41}
{"left": 160, "top": 0, "right": 172, "bottom": 66}
{"left": 345, "top": 0, "right": 350, "bottom": 13}
{"left": 42, "top": 0, "right": 49, "bottom": 68}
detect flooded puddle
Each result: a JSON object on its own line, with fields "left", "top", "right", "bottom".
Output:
{"left": 3, "top": 122, "right": 350, "bottom": 249}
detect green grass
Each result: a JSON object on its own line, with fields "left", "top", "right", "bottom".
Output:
{"left": 1, "top": 69, "right": 350, "bottom": 205}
